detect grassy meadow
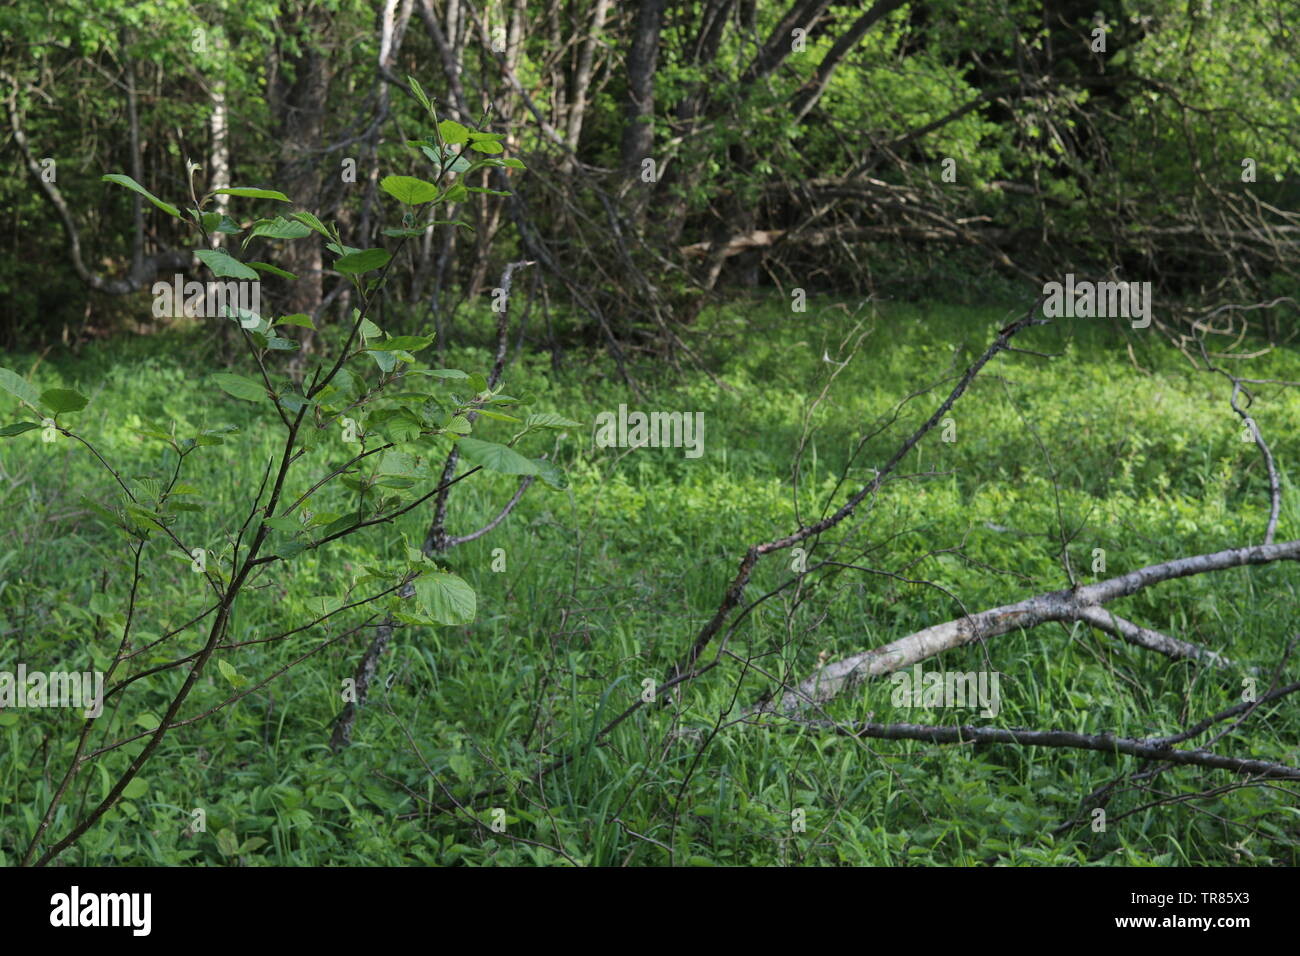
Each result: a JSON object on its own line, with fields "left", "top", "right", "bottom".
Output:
{"left": 2, "top": 296, "right": 1297, "bottom": 865}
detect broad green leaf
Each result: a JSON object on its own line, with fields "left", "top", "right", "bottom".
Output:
{"left": 423, "top": 144, "right": 471, "bottom": 173}
{"left": 380, "top": 175, "right": 440, "bottom": 205}
{"left": 414, "top": 570, "right": 476, "bottom": 626}
{"left": 216, "top": 661, "right": 244, "bottom": 688}
{"left": 368, "top": 335, "right": 432, "bottom": 352}
{"left": 248, "top": 261, "right": 297, "bottom": 279}
{"left": 40, "top": 388, "right": 88, "bottom": 414}
{"left": 469, "top": 139, "right": 504, "bottom": 154}
{"left": 0, "top": 368, "right": 41, "bottom": 408}
{"left": 275, "top": 313, "right": 316, "bottom": 329}
{"left": 243, "top": 216, "right": 312, "bottom": 247}
{"left": 319, "top": 511, "right": 365, "bottom": 538}
{"left": 212, "top": 187, "right": 291, "bottom": 202}
{"left": 335, "top": 248, "right": 392, "bottom": 275}
{"left": 216, "top": 828, "right": 239, "bottom": 857}
{"left": 122, "top": 777, "right": 149, "bottom": 799}
{"left": 102, "top": 173, "right": 182, "bottom": 218}
{"left": 291, "top": 210, "right": 330, "bottom": 237}
{"left": 534, "top": 458, "right": 567, "bottom": 490}
{"left": 437, "top": 119, "right": 470, "bottom": 146}
{"left": 408, "top": 368, "right": 469, "bottom": 380}
{"left": 276, "top": 390, "right": 313, "bottom": 411}
{"left": 475, "top": 409, "right": 521, "bottom": 423}
{"left": 211, "top": 373, "right": 266, "bottom": 402}
{"left": 196, "top": 248, "right": 259, "bottom": 280}
{"left": 525, "top": 412, "right": 582, "bottom": 430}
{"left": 455, "top": 437, "right": 539, "bottom": 475}
{"left": 200, "top": 212, "right": 242, "bottom": 234}
{"left": 0, "top": 421, "right": 38, "bottom": 437}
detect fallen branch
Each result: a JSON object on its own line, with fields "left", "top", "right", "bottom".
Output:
{"left": 760, "top": 538, "right": 1300, "bottom": 714}
{"left": 746, "top": 716, "right": 1300, "bottom": 780}
{"left": 668, "top": 303, "right": 1049, "bottom": 685}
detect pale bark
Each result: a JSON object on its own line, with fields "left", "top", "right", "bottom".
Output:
{"left": 762, "top": 539, "right": 1300, "bottom": 714}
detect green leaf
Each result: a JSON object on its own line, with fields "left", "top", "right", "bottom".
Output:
{"left": 304, "top": 595, "right": 343, "bottom": 617}
{"left": 248, "top": 261, "right": 297, "bottom": 280}
{"left": 437, "top": 119, "right": 470, "bottom": 146}
{"left": 216, "top": 659, "right": 246, "bottom": 688}
{"left": 291, "top": 210, "right": 330, "bottom": 237}
{"left": 414, "top": 570, "right": 476, "bottom": 626}
{"left": 194, "top": 425, "right": 239, "bottom": 447}
{"left": 0, "top": 368, "right": 42, "bottom": 408}
{"left": 442, "top": 183, "right": 468, "bottom": 203}
{"left": 455, "top": 437, "right": 539, "bottom": 475}
{"left": 102, "top": 173, "right": 182, "bottom": 218}
{"left": 501, "top": 158, "right": 526, "bottom": 170}
{"left": 525, "top": 412, "right": 582, "bottom": 430}
{"left": 243, "top": 216, "right": 312, "bottom": 247}
{"left": 121, "top": 777, "right": 149, "bottom": 799}
{"left": 276, "top": 313, "right": 316, "bottom": 329}
{"left": 0, "top": 421, "right": 38, "bottom": 437}
{"left": 212, "top": 187, "right": 291, "bottom": 202}
{"left": 408, "top": 368, "right": 469, "bottom": 380}
{"left": 319, "top": 511, "right": 365, "bottom": 538}
{"left": 534, "top": 458, "right": 567, "bottom": 490}
{"left": 335, "top": 248, "right": 392, "bottom": 275}
{"left": 469, "top": 139, "right": 504, "bottom": 154}
{"left": 368, "top": 335, "right": 432, "bottom": 352}
{"left": 216, "top": 828, "right": 239, "bottom": 856}
{"left": 408, "top": 75, "right": 432, "bottom": 113}
{"left": 40, "top": 388, "right": 88, "bottom": 414}
{"left": 195, "top": 249, "right": 259, "bottom": 280}
{"left": 426, "top": 146, "right": 471, "bottom": 174}
{"left": 380, "top": 175, "right": 440, "bottom": 205}
{"left": 276, "top": 390, "right": 312, "bottom": 410}
{"left": 211, "top": 373, "right": 267, "bottom": 402}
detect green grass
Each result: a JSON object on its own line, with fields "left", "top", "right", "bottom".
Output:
{"left": 2, "top": 295, "right": 1298, "bottom": 865}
